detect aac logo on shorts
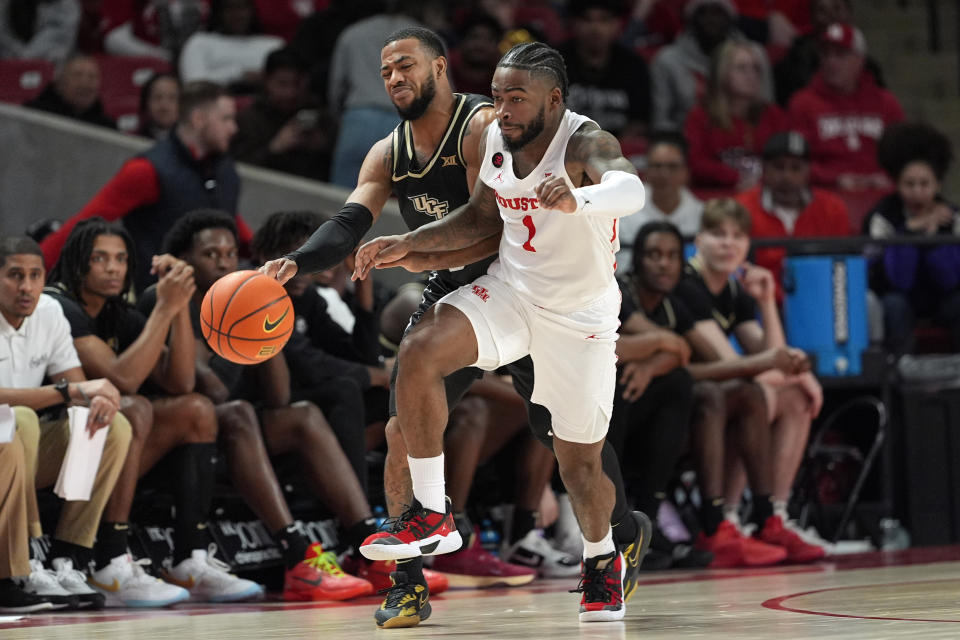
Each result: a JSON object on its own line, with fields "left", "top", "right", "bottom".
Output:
{"left": 472, "top": 285, "right": 490, "bottom": 302}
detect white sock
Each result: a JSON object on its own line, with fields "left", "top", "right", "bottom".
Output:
{"left": 773, "top": 500, "right": 789, "bottom": 520}
{"left": 582, "top": 525, "right": 615, "bottom": 560}
{"left": 408, "top": 454, "right": 446, "bottom": 513}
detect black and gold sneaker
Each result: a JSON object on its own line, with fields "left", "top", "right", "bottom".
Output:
{"left": 621, "top": 511, "right": 652, "bottom": 602}
{"left": 374, "top": 571, "right": 431, "bottom": 629}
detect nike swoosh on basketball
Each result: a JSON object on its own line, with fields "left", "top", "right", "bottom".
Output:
{"left": 263, "top": 309, "right": 289, "bottom": 332}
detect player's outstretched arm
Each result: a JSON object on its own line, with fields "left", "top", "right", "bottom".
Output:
{"left": 261, "top": 136, "right": 395, "bottom": 283}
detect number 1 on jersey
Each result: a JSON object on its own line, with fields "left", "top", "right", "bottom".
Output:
{"left": 522, "top": 215, "right": 537, "bottom": 252}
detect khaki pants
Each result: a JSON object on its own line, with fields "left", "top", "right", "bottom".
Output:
{"left": 0, "top": 432, "right": 30, "bottom": 579}
{"left": 14, "top": 406, "right": 132, "bottom": 548}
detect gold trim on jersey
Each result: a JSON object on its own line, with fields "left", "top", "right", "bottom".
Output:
{"left": 686, "top": 255, "right": 739, "bottom": 331}
{"left": 392, "top": 94, "right": 470, "bottom": 182}
{"left": 457, "top": 100, "right": 493, "bottom": 167}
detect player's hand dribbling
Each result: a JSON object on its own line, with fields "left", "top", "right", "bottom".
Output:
{"left": 535, "top": 176, "right": 578, "bottom": 213}
{"left": 260, "top": 258, "right": 299, "bottom": 285}
{"left": 353, "top": 235, "right": 411, "bottom": 280}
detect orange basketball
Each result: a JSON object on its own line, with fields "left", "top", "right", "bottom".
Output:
{"left": 200, "top": 270, "right": 295, "bottom": 364}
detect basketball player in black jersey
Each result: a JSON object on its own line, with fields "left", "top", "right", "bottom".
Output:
{"left": 262, "top": 27, "right": 650, "bottom": 629}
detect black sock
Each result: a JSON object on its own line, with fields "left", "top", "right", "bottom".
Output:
{"left": 95, "top": 522, "right": 130, "bottom": 570}
{"left": 341, "top": 517, "right": 379, "bottom": 557}
{"left": 701, "top": 497, "right": 725, "bottom": 536}
{"left": 396, "top": 556, "right": 425, "bottom": 586}
{"left": 601, "top": 440, "right": 632, "bottom": 545}
{"left": 750, "top": 495, "right": 774, "bottom": 529}
{"left": 612, "top": 508, "right": 639, "bottom": 547}
{"left": 510, "top": 508, "right": 537, "bottom": 545}
{"left": 48, "top": 539, "right": 92, "bottom": 569}
{"left": 274, "top": 524, "right": 311, "bottom": 570}
{"left": 173, "top": 443, "right": 217, "bottom": 564}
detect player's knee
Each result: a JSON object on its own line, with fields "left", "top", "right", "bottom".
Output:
{"left": 449, "top": 396, "right": 489, "bottom": 432}
{"left": 105, "top": 411, "right": 133, "bottom": 453}
{"left": 385, "top": 418, "right": 407, "bottom": 456}
{"left": 290, "top": 400, "right": 331, "bottom": 436}
{"left": 693, "top": 381, "right": 725, "bottom": 417}
{"left": 397, "top": 329, "right": 445, "bottom": 375}
{"left": 732, "top": 381, "right": 767, "bottom": 415}
{"left": 120, "top": 394, "right": 153, "bottom": 441}
{"left": 779, "top": 385, "right": 813, "bottom": 419}
{"left": 13, "top": 406, "right": 40, "bottom": 449}
{"left": 217, "top": 399, "right": 259, "bottom": 442}
{"left": 184, "top": 393, "right": 218, "bottom": 442}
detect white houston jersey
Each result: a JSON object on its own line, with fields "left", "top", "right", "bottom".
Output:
{"left": 479, "top": 109, "right": 632, "bottom": 312}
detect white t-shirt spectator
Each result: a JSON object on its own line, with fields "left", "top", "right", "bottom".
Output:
{"left": 179, "top": 32, "right": 284, "bottom": 85}
{"left": 0, "top": 294, "right": 81, "bottom": 389}
{"left": 617, "top": 188, "right": 704, "bottom": 273}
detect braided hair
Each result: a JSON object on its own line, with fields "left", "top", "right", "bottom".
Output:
{"left": 497, "top": 42, "right": 569, "bottom": 100}
{"left": 48, "top": 217, "right": 137, "bottom": 340}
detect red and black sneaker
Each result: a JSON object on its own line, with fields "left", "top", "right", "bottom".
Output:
{"left": 359, "top": 498, "right": 462, "bottom": 562}
{"left": 572, "top": 551, "right": 625, "bottom": 623}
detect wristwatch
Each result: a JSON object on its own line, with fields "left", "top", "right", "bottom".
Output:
{"left": 54, "top": 378, "right": 71, "bottom": 404}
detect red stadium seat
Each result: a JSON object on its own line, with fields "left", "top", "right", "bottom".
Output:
{"left": 0, "top": 59, "right": 55, "bottom": 104}
{"left": 93, "top": 55, "right": 172, "bottom": 132}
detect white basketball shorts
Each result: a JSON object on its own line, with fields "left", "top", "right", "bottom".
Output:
{"left": 438, "top": 274, "right": 619, "bottom": 444}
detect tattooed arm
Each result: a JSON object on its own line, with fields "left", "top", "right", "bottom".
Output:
{"left": 536, "top": 123, "right": 645, "bottom": 217}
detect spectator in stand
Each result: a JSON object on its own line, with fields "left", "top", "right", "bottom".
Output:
{"left": 0, "top": 0, "right": 80, "bottom": 62}
{"left": 0, "top": 431, "right": 54, "bottom": 613}
{"left": 0, "top": 236, "right": 133, "bottom": 608}
{"left": 620, "top": 0, "right": 684, "bottom": 51}
{"left": 674, "top": 199, "right": 826, "bottom": 565}
{"left": 289, "top": 1, "right": 383, "bottom": 108}
{"left": 788, "top": 22, "right": 904, "bottom": 191}
{"left": 867, "top": 123, "right": 960, "bottom": 353}
{"left": 253, "top": 0, "right": 323, "bottom": 42}
{"left": 472, "top": 0, "right": 566, "bottom": 46}
{"left": 686, "top": 39, "right": 786, "bottom": 189}
{"left": 560, "top": 0, "right": 651, "bottom": 142}
{"left": 25, "top": 55, "right": 116, "bottom": 129}
{"left": 733, "top": 0, "right": 805, "bottom": 47}
{"left": 617, "top": 131, "right": 703, "bottom": 272}
{"left": 327, "top": 3, "right": 420, "bottom": 187}
{"left": 651, "top": 0, "right": 772, "bottom": 132}
{"left": 151, "top": 209, "right": 404, "bottom": 600}
{"left": 102, "top": 0, "right": 208, "bottom": 61}
{"left": 611, "top": 222, "right": 713, "bottom": 571}
{"left": 46, "top": 219, "right": 263, "bottom": 606}
{"left": 231, "top": 47, "right": 330, "bottom": 181}
{"left": 737, "top": 131, "right": 850, "bottom": 302}
{"left": 775, "top": 0, "right": 885, "bottom": 107}
{"left": 448, "top": 11, "right": 502, "bottom": 96}
{"left": 179, "top": 0, "right": 283, "bottom": 90}
{"left": 136, "top": 72, "right": 180, "bottom": 139}
{"left": 40, "top": 81, "right": 252, "bottom": 292}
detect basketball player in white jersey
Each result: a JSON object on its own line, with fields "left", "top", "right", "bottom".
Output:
{"left": 353, "top": 42, "right": 646, "bottom": 622}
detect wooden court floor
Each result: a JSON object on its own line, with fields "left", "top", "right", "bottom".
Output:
{"left": 4, "top": 546, "right": 960, "bottom": 640}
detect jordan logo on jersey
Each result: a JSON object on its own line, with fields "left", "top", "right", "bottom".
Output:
{"left": 409, "top": 194, "right": 450, "bottom": 220}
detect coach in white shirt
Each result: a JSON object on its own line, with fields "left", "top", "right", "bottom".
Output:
{"left": 0, "top": 236, "right": 130, "bottom": 586}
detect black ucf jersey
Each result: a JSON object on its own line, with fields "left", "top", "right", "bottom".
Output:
{"left": 390, "top": 92, "right": 495, "bottom": 288}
